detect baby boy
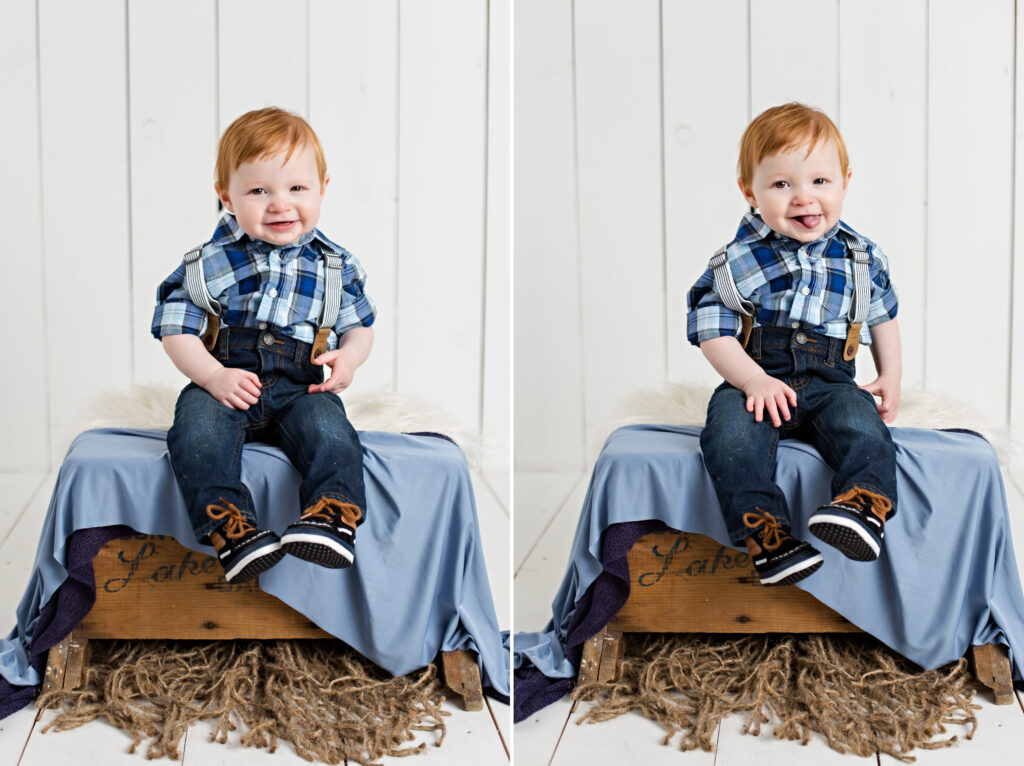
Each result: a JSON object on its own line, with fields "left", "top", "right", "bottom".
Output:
{"left": 152, "top": 107, "right": 376, "bottom": 583}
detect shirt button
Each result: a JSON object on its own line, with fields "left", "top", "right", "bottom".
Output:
{"left": 801, "top": 287, "right": 810, "bottom": 296}
{"left": 268, "top": 288, "right": 278, "bottom": 298}
{"left": 791, "top": 321, "right": 800, "bottom": 329}
{"left": 259, "top": 322, "right": 267, "bottom": 330}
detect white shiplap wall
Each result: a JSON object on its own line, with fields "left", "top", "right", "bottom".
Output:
{"left": 516, "top": 0, "right": 1024, "bottom": 473}
{"left": 1, "top": 0, "right": 509, "bottom": 476}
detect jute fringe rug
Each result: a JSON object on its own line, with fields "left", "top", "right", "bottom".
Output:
{"left": 36, "top": 639, "right": 448, "bottom": 765}
{"left": 571, "top": 633, "right": 980, "bottom": 762}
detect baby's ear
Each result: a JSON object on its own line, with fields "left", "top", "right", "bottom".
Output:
{"left": 737, "top": 177, "right": 757, "bottom": 208}
{"left": 215, "top": 183, "right": 234, "bottom": 213}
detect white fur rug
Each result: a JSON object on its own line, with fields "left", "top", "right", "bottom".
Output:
{"left": 78, "top": 385, "right": 482, "bottom": 468}
{"left": 610, "top": 382, "right": 1017, "bottom": 467}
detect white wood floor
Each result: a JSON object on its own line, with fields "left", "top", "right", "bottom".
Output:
{"left": 513, "top": 463, "right": 1024, "bottom": 765}
{"left": 0, "top": 469, "right": 510, "bottom": 765}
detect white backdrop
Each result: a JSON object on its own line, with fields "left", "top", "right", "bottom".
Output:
{"left": 1, "top": 0, "right": 509, "bottom": 476}
{"left": 516, "top": 0, "right": 1024, "bottom": 474}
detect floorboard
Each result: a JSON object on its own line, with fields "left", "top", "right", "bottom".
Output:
{"left": 511, "top": 696, "right": 573, "bottom": 766}
{"left": 0, "top": 705, "right": 37, "bottom": 766}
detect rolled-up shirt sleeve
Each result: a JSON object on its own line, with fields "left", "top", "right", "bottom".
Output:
{"left": 334, "top": 251, "right": 377, "bottom": 336}
{"left": 686, "top": 267, "right": 742, "bottom": 346}
{"left": 865, "top": 244, "right": 899, "bottom": 327}
{"left": 151, "top": 262, "right": 208, "bottom": 339}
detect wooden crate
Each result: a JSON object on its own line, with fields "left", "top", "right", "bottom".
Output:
{"left": 579, "top": 530, "right": 1015, "bottom": 705}
{"left": 44, "top": 535, "right": 483, "bottom": 711}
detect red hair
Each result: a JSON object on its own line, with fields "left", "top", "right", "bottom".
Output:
{"left": 215, "top": 107, "right": 327, "bottom": 191}
{"left": 738, "top": 103, "right": 849, "bottom": 188}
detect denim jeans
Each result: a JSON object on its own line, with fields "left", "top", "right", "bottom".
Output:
{"left": 166, "top": 328, "right": 366, "bottom": 543}
{"left": 699, "top": 326, "right": 897, "bottom": 544}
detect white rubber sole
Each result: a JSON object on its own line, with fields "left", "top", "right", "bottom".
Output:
{"left": 759, "top": 552, "right": 824, "bottom": 585}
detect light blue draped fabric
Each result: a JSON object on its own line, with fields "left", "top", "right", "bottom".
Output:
{"left": 515, "top": 424, "right": 1024, "bottom": 685}
{"left": 1, "top": 428, "right": 509, "bottom": 698}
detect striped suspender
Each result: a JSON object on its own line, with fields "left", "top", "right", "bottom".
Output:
{"left": 182, "top": 246, "right": 222, "bottom": 351}
{"left": 709, "top": 246, "right": 755, "bottom": 349}
{"left": 708, "top": 237, "right": 872, "bottom": 359}
{"left": 843, "top": 236, "right": 872, "bottom": 361}
{"left": 181, "top": 246, "right": 345, "bottom": 363}
{"left": 311, "top": 250, "right": 345, "bottom": 363}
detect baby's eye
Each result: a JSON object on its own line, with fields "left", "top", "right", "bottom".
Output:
{"left": 290, "top": 185, "right": 307, "bottom": 192}
{"left": 772, "top": 180, "right": 789, "bottom": 189}
{"left": 248, "top": 187, "right": 267, "bottom": 196}
{"left": 813, "top": 178, "right": 830, "bottom": 185}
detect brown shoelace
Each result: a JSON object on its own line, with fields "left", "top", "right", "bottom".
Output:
{"left": 206, "top": 499, "right": 256, "bottom": 540}
{"left": 301, "top": 497, "right": 362, "bottom": 528}
{"left": 833, "top": 487, "right": 893, "bottom": 524}
{"left": 741, "top": 508, "right": 791, "bottom": 551}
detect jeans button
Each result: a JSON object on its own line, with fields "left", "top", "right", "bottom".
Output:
{"left": 263, "top": 333, "right": 274, "bottom": 346}
{"left": 795, "top": 332, "right": 807, "bottom": 345}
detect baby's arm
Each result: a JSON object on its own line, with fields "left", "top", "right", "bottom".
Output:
{"left": 700, "top": 335, "right": 797, "bottom": 428}
{"left": 308, "top": 326, "right": 375, "bottom": 394}
{"left": 162, "top": 334, "right": 261, "bottom": 410}
{"left": 860, "top": 318, "right": 902, "bottom": 423}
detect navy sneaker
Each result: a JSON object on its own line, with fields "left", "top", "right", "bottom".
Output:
{"left": 743, "top": 508, "right": 823, "bottom": 586}
{"left": 280, "top": 498, "right": 362, "bottom": 569}
{"left": 206, "top": 500, "right": 284, "bottom": 583}
{"left": 809, "top": 487, "right": 893, "bottom": 562}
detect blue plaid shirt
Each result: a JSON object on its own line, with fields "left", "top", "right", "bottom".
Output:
{"left": 686, "top": 213, "right": 898, "bottom": 347}
{"left": 152, "top": 213, "right": 376, "bottom": 347}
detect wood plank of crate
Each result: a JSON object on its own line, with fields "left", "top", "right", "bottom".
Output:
{"left": 42, "top": 535, "right": 483, "bottom": 710}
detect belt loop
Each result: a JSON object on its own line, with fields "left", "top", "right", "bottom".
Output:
{"left": 219, "top": 327, "right": 229, "bottom": 357}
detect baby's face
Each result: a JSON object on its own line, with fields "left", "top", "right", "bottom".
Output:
{"left": 739, "top": 139, "right": 851, "bottom": 244}
{"left": 217, "top": 144, "right": 327, "bottom": 246}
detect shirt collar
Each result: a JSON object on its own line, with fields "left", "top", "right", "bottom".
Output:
{"left": 735, "top": 211, "right": 850, "bottom": 248}
{"left": 212, "top": 211, "right": 336, "bottom": 254}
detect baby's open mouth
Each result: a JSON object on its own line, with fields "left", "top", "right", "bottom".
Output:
{"left": 792, "top": 214, "right": 821, "bottom": 229}
{"left": 267, "top": 220, "right": 296, "bottom": 230}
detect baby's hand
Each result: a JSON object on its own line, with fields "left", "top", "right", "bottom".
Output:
{"left": 860, "top": 375, "right": 901, "bottom": 424}
{"left": 201, "top": 367, "right": 262, "bottom": 410}
{"left": 740, "top": 372, "right": 797, "bottom": 428}
{"left": 308, "top": 349, "right": 357, "bottom": 394}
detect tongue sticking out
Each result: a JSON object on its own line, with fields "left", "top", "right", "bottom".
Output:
{"left": 795, "top": 214, "right": 821, "bottom": 229}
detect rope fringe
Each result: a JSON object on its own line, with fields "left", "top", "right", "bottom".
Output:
{"left": 37, "top": 639, "right": 449, "bottom": 765}
{"left": 571, "top": 633, "right": 979, "bottom": 762}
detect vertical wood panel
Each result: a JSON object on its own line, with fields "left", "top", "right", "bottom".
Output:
{"left": 513, "top": 0, "right": 585, "bottom": 472}
{"left": 309, "top": 0, "right": 398, "bottom": 395}
{"left": 574, "top": 0, "right": 665, "bottom": 456}
{"left": 750, "top": 0, "right": 839, "bottom": 118}
{"left": 396, "top": 0, "right": 488, "bottom": 430}
{"left": 928, "top": 0, "right": 1014, "bottom": 423}
{"left": 129, "top": 1, "right": 219, "bottom": 388}
{"left": 0, "top": 0, "right": 49, "bottom": 470}
{"left": 663, "top": 0, "right": 749, "bottom": 388}
{"left": 839, "top": 0, "right": 928, "bottom": 390}
{"left": 483, "top": 0, "right": 511, "bottom": 476}
{"left": 218, "top": 0, "right": 309, "bottom": 124}
{"left": 38, "top": 0, "right": 131, "bottom": 463}
{"left": 1014, "top": 3, "right": 1024, "bottom": 433}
